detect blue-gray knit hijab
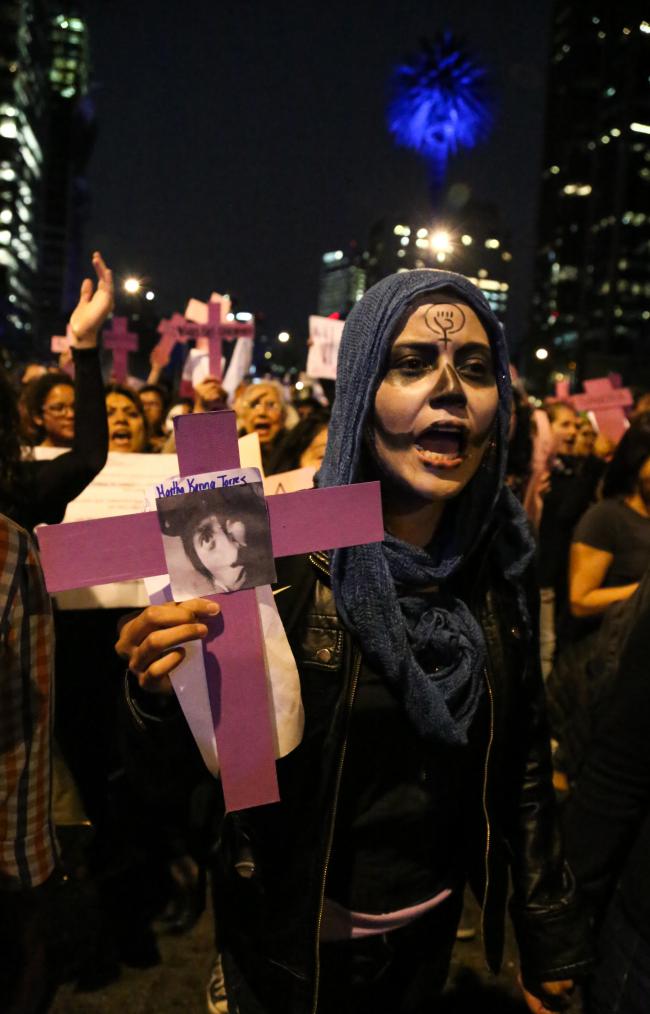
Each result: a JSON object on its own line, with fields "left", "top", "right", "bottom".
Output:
{"left": 318, "top": 269, "right": 535, "bottom": 748}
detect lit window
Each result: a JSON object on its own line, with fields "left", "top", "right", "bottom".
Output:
{"left": 416, "top": 228, "right": 428, "bottom": 238}
{"left": 400, "top": 235, "right": 409, "bottom": 246}
{"left": 501, "top": 251, "right": 512, "bottom": 262}
{"left": 397, "top": 248, "right": 406, "bottom": 258}
{"left": 0, "top": 120, "right": 17, "bottom": 139}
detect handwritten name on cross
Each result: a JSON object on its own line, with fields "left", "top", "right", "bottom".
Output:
{"left": 103, "top": 316, "right": 139, "bottom": 382}
{"left": 50, "top": 325, "right": 75, "bottom": 377}
{"left": 571, "top": 375, "right": 632, "bottom": 442}
{"left": 37, "top": 410, "right": 383, "bottom": 812}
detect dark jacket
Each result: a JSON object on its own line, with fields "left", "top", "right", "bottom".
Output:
{"left": 125, "top": 546, "right": 591, "bottom": 1014}
{"left": 563, "top": 603, "right": 650, "bottom": 940}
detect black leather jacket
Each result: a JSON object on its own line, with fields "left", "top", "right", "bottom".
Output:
{"left": 125, "top": 547, "right": 591, "bottom": 1014}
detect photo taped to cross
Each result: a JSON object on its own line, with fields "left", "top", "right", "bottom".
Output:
{"left": 153, "top": 467, "right": 276, "bottom": 600}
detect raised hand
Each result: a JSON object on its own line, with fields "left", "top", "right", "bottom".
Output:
{"left": 69, "top": 251, "right": 115, "bottom": 348}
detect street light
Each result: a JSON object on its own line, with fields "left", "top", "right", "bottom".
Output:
{"left": 535, "top": 347, "right": 549, "bottom": 361}
{"left": 278, "top": 331, "right": 290, "bottom": 343}
{"left": 430, "top": 229, "right": 452, "bottom": 254}
{"left": 123, "top": 277, "right": 141, "bottom": 294}
{"left": 145, "top": 290, "right": 155, "bottom": 301}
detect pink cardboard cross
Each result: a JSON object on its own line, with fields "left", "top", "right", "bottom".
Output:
{"left": 50, "top": 325, "right": 75, "bottom": 377}
{"left": 103, "top": 316, "right": 139, "bottom": 382}
{"left": 571, "top": 374, "right": 632, "bottom": 442}
{"left": 184, "top": 296, "right": 255, "bottom": 381}
{"left": 37, "top": 410, "right": 383, "bottom": 812}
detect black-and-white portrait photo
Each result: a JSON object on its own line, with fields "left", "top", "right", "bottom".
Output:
{"left": 156, "top": 480, "right": 276, "bottom": 599}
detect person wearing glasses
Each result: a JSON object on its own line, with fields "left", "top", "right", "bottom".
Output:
{"left": 0, "top": 252, "right": 112, "bottom": 532}
{"left": 24, "top": 372, "right": 76, "bottom": 448}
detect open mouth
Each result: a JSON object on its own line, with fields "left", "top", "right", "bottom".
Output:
{"left": 414, "top": 423, "right": 468, "bottom": 469}
{"left": 110, "top": 428, "right": 132, "bottom": 448}
{"left": 254, "top": 420, "right": 272, "bottom": 439}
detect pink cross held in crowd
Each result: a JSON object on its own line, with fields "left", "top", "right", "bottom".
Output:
{"left": 571, "top": 374, "right": 632, "bottom": 442}
{"left": 184, "top": 295, "right": 255, "bottom": 381}
{"left": 37, "top": 410, "right": 383, "bottom": 812}
{"left": 50, "top": 325, "right": 75, "bottom": 377}
{"left": 102, "top": 316, "right": 139, "bottom": 382}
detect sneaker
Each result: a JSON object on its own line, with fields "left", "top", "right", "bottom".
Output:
{"left": 206, "top": 953, "right": 229, "bottom": 1014}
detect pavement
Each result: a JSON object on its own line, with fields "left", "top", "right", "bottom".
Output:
{"left": 49, "top": 889, "right": 541, "bottom": 1014}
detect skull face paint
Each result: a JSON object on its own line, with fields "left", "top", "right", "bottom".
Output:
{"left": 371, "top": 298, "right": 499, "bottom": 505}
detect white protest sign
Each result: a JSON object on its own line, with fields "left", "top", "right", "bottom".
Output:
{"left": 306, "top": 315, "right": 345, "bottom": 381}
{"left": 263, "top": 466, "right": 315, "bottom": 496}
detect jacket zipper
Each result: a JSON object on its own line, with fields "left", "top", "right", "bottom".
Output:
{"left": 480, "top": 664, "right": 495, "bottom": 945}
{"left": 311, "top": 651, "right": 361, "bottom": 1014}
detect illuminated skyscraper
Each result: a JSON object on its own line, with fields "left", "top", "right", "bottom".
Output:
{"left": 0, "top": 3, "right": 92, "bottom": 355}
{"left": 0, "top": 1, "right": 49, "bottom": 352}
{"left": 363, "top": 202, "right": 511, "bottom": 323}
{"left": 532, "top": 5, "right": 650, "bottom": 377}
{"left": 39, "top": 9, "right": 94, "bottom": 342}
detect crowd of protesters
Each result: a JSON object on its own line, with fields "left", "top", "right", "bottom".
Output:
{"left": 1, "top": 254, "right": 649, "bottom": 1014}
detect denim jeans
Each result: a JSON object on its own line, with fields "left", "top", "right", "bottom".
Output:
{"left": 588, "top": 891, "right": 650, "bottom": 1014}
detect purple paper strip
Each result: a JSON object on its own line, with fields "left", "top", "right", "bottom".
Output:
{"left": 37, "top": 512, "right": 166, "bottom": 593}
{"left": 204, "top": 589, "right": 279, "bottom": 811}
{"left": 267, "top": 482, "right": 384, "bottom": 556}
{"left": 174, "top": 408, "right": 278, "bottom": 811}
{"left": 174, "top": 410, "right": 240, "bottom": 474}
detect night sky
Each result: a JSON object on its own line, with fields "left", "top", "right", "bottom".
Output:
{"left": 84, "top": 0, "right": 551, "bottom": 364}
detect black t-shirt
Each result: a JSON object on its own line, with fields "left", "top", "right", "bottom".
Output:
{"left": 325, "top": 660, "right": 486, "bottom": 914}
{"left": 573, "top": 498, "right": 650, "bottom": 588}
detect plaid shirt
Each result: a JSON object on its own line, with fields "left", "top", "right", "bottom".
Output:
{"left": 0, "top": 514, "right": 57, "bottom": 889}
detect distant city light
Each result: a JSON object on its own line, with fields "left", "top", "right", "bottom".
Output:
{"left": 0, "top": 120, "right": 17, "bottom": 139}
{"left": 485, "top": 238, "right": 500, "bottom": 249}
{"left": 641, "top": 21, "right": 650, "bottom": 34}
{"left": 461, "top": 234, "right": 473, "bottom": 245}
{"left": 123, "top": 277, "right": 141, "bottom": 294}
{"left": 264, "top": 351, "right": 272, "bottom": 360}
{"left": 0, "top": 209, "right": 12, "bottom": 224}
{"left": 631, "top": 122, "right": 650, "bottom": 135}
{"left": 295, "top": 381, "right": 305, "bottom": 391}
{"left": 236, "top": 311, "right": 253, "bottom": 321}
{"left": 278, "top": 331, "right": 290, "bottom": 343}
{"left": 430, "top": 229, "right": 452, "bottom": 253}
{"left": 145, "top": 290, "right": 155, "bottom": 301}
{"left": 535, "top": 347, "right": 549, "bottom": 361}
{"left": 226, "top": 312, "right": 235, "bottom": 321}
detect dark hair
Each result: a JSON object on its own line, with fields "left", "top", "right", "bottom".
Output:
{"left": 602, "top": 425, "right": 650, "bottom": 498}
{"left": 139, "top": 383, "right": 168, "bottom": 407}
{"left": 105, "top": 382, "right": 146, "bottom": 416}
{"left": 506, "top": 388, "right": 533, "bottom": 488}
{"left": 24, "top": 371, "right": 74, "bottom": 420}
{"left": 0, "top": 364, "right": 22, "bottom": 512}
{"left": 269, "top": 409, "right": 330, "bottom": 473}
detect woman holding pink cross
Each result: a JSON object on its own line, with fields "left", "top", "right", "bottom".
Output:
{"left": 117, "top": 269, "right": 590, "bottom": 1014}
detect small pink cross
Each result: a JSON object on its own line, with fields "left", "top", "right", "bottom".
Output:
{"left": 103, "top": 316, "right": 139, "bottom": 382}
{"left": 37, "top": 410, "right": 383, "bottom": 812}
{"left": 571, "top": 374, "right": 632, "bottom": 442}
{"left": 184, "top": 297, "right": 255, "bottom": 381}
{"left": 50, "top": 325, "right": 75, "bottom": 377}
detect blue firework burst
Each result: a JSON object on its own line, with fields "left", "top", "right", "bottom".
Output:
{"left": 387, "top": 33, "right": 493, "bottom": 185}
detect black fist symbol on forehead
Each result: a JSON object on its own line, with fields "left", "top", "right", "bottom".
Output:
{"left": 425, "top": 303, "right": 466, "bottom": 341}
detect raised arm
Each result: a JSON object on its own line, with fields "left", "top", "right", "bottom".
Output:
{"left": 22, "top": 254, "right": 112, "bottom": 526}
